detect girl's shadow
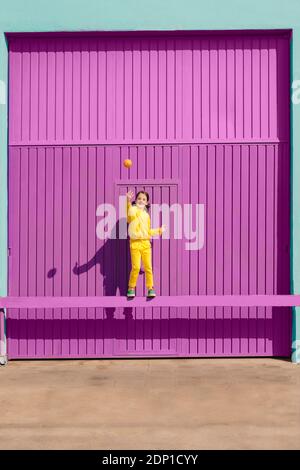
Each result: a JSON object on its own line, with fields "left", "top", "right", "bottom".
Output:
{"left": 72, "top": 218, "right": 145, "bottom": 320}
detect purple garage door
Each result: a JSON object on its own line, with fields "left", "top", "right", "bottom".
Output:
{"left": 7, "top": 31, "right": 291, "bottom": 358}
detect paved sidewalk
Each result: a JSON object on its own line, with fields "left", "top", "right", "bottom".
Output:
{"left": 0, "top": 358, "right": 299, "bottom": 450}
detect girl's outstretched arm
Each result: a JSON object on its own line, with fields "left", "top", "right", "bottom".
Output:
{"left": 126, "top": 190, "right": 136, "bottom": 223}
{"left": 148, "top": 217, "right": 165, "bottom": 236}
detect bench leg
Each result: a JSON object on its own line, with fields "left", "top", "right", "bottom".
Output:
{"left": 0, "top": 308, "right": 7, "bottom": 366}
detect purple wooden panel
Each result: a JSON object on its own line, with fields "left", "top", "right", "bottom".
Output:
{"left": 8, "top": 32, "right": 290, "bottom": 145}
{"left": 7, "top": 154, "right": 291, "bottom": 359}
{"left": 6, "top": 30, "right": 291, "bottom": 359}
{"left": 177, "top": 143, "right": 291, "bottom": 357}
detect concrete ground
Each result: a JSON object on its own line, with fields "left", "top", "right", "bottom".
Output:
{"left": 0, "top": 357, "right": 299, "bottom": 450}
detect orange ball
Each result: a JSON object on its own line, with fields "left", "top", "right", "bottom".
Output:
{"left": 123, "top": 159, "right": 133, "bottom": 169}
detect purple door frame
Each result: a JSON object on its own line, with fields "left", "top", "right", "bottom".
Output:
{"left": 6, "top": 31, "right": 291, "bottom": 358}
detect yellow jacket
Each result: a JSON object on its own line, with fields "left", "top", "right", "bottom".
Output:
{"left": 127, "top": 200, "right": 162, "bottom": 240}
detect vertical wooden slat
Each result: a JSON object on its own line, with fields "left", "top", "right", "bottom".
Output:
{"left": 218, "top": 39, "right": 227, "bottom": 139}
{"left": 53, "top": 147, "right": 63, "bottom": 356}
{"left": 70, "top": 147, "right": 79, "bottom": 356}
{"left": 87, "top": 147, "right": 97, "bottom": 356}
{"left": 107, "top": 39, "right": 116, "bottom": 140}
{"left": 78, "top": 147, "right": 88, "bottom": 356}
{"left": 227, "top": 40, "right": 235, "bottom": 139}
{"left": 175, "top": 38, "right": 183, "bottom": 141}
{"left": 232, "top": 145, "right": 242, "bottom": 353}
{"left": 124, "top": 40, "right": 133, "bottom": 141}
{"left": 95, "top": 146, "right": 105, "bottom": 355}
{"left": 206, "top": 145, "right": 216, "bottom": 354}
{"left": 27, "top": 147, "right": 37, "bottom": 356}
{"left": 277, "top": 38, "right": 290, "bottom": 142}
{"left": 198, "top": 145, "right": 207, "bottom": 355}
{"left": 257, "top": 145, "right": 267, "bottom": 353}
{"left": 98, "top": 39, "right": 107, "bottom": 141}
{"left": 169, "top": 169, "right": 179, "bottom": 352}
{"left": 260, "top": 37, "right": 269, "bottom": 139}
{"left": 161, "top": 148, "right": 171, "bottom": 351}
{"left": 132, "top": 40, "right": 141, "bottom": 141}
{"left": 201, "top": 38, "right": 210, "bottom": 139}
{"left": 44, "top": 148, "right": 54, "bottom": 356}
{"left": 18, "top": 148, "right": 29, "bottom": 356}
{"left": 135, "top": 147, "right": 145, "bottom": 352}
{"left": 243, "top": 38, "right": 252, "bottom": 141}
{"left": 249, "top": 145, "right": 258, "bottom": 353}
{"left": 215, "top": 145, "right": 224, "bottom": 354}
{"left": 193, "top": 39, "right": 201, "bottom": 141}
{"left": 38, "top": 39, "right": 48, "bottom": 142}
{"left": 116, "top": 41, "right": 125, "bottom": 140}
{"left": 223, "top": 145, "right": 233, "bottom": 354}
{"left": 30, "top": 40, "right": 39, "bottom": 142}
{"left": 103, "top": 147, "right": 114, "bottom": 356}
{"left": 265, "top": 145, "right": 275, "bottom": 353}
{"left": 235, "top": 38, "right": 244, "bottom": 140}
{"left": 9, "top": 41, "right": 22, "bottom": 143}
{"left": 36, "top": 148, "right": 46, "bottom": 356}
{"left": 240, "top": 145, "right": 250, "bottom": 354}
{"left": 189, "top": 146, "right": 199, "bottom": 355}
{"left": 269, "top": 38, "right": 278, "bottom": 141}
{"left": 166, "top": 39, "right": 175, "bottom": 141}
{"left": 149, "top": 38, "right": 158, "bottom": 141}
{"left": 252, "top": 38, "right": 261, "bottom": 140}
{"left": 21, "top": 41, "right": 30, "bottom": 142}
{"left": 47, "top": 39, "right": 56, "bottom": 142}
{"left": 81, "top": 38, "right": 90, "bottom": 142}
{"left": 210, "top": 38, "right": 218, "bottom": 139}
{"left": 145, "top": 146, "right": 155, "bottom": 351}
{"left": 179, "top": 146, "right": 190, "bottom": 354}
{"left": 182, "top": 39, "right": 193, "bottom": 140}
{"left": 55, "top": 40, "right": 64, "bottom": 141}
{"left": 61, "top": 147, "right": 71, "bottom": 356}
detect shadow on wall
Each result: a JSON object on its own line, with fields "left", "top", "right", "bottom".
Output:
{"left": 47, "top": 218, "right": 142, "bottom": 320}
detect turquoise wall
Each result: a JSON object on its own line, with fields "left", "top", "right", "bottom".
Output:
{"left": 0, "top": 0, "right": 300, "bottom": 361}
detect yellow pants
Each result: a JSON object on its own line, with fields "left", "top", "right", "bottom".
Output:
{"left": 128, "top": 239, "right": 154, "bottom": 289}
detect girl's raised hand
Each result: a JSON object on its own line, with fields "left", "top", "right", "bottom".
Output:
{"left": 126, "top": 190, "right": 134, "bottom": 201}
{"left": 161, "top": 224, "right": 167, "bottom": 233}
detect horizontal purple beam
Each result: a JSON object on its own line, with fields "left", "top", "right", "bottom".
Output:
{"left": 9, "top": 139, "right": 287, "bottom": 147}
{"left": 0, "top": 295, "right": 299, "bottom": 309}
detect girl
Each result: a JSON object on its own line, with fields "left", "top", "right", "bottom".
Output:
{"left": 126, "top": 190, "right": 167, "bottom": 298}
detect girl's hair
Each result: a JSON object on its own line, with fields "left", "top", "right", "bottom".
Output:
{"left": 132, "top": 191, "right": 151, "bottom": 211}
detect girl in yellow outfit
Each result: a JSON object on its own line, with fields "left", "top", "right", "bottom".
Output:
{"left": 126, "top": 190, "right": 167, "bottom": 298}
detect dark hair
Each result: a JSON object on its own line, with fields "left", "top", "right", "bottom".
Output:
{"left": 132, "top": 191, "right": 151, "bottom": 211}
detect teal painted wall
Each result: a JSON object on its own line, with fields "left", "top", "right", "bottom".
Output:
{"left": 0, "top": 0, "right": 300, "bottom": 361}
{"left": 0, "top": 0, "right": 299, "bottom": 31}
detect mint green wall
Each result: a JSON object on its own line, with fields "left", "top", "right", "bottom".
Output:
{"left": 0, "top": 0, "right": 299, "bottom": 31}
{"left": 0, "top": 0, "right": 299, "bottom": 361}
